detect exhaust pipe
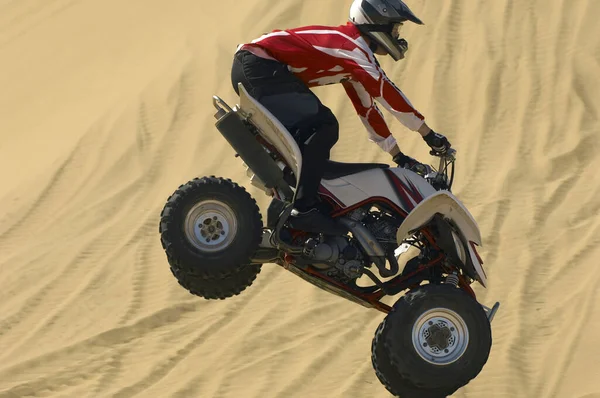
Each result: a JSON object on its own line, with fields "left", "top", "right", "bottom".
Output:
{"left": 213, "top": 102, "right": 293, "bottom": 199}
{"left": 338, "top": 218, "right": 399, "bottom": 278}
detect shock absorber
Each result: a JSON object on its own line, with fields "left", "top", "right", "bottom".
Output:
{"left": 445, "top": 272, "right": 459, "bottom": 287}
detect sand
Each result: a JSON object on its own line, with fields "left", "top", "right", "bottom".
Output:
{"left": 1, "top": 0, "right": 600, "bottom": 397}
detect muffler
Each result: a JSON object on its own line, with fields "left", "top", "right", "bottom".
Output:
{"left": 213, "top": 101, "right": 293, "bottom": 199}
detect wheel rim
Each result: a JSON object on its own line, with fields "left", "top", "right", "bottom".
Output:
{"left": 184, "top": 200, "right": 238, "bottom": 252}
{"left": 412, "top": 307, "right": 469, "bottom": 366}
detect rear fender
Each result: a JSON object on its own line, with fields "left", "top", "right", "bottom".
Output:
{"left": 396, "top": 191, "right": 488, "bottom": 287}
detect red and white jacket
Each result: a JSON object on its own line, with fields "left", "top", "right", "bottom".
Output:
{"left": 238, "top": 22, "right": 425, "bottom": 154}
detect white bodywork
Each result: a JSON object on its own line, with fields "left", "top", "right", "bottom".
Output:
{"left": 235, "top": 84, "right": 487, "bottom": 287}
{"left": 396, "top": 191, "right": 487, "bottom": 287}
{"left": 238, "top": 83, "right": 303, "bottom": 188}
{"left": 321, "top": 167, "right": 436, "bottom": 212}
{"left": 322, "top": 168, "right": 488, "bottom": 287}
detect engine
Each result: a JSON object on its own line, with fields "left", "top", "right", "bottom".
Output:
{"left": 350, "top": 208, "right": 401, "bottom": 255}
{"left": 302, "top": 208, "right": 401, "bottom": 285}
{"left": 304, "top": 236, "right": 365, "bottom": 284}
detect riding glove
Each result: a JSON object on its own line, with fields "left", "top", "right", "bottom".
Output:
{"left": 423, "top": 131, "right": 451, "bottom": 154}
{"left": 392, "top": 152, "right": 431, "bottom": 176}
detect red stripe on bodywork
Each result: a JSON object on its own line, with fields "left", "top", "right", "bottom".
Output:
{"left": 384, "top": 169, "right": 424, "bottom": 211}
{"left": 405, "top": 179, "right": 424, "bottom": 203}
{"left": 469, "top": 241, "right": 487, "bottom": 278}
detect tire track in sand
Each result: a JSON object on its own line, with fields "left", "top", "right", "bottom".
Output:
{"left": 503, "top": 2, "right": 596, "bottom": 395}
{"left": 270, "top": 318, "right": 369, "bottom": 398}
{"left": 88, "top": 59, "right": 197, "bottom": 395}
{"left": 501, "top": 1, "right": 549, "bottom": 393}
{"left": 0, "top": 115, "right": 148, "bottom": 368}
{"left": 152, "top": 268, "right": 293, "bottom": 397}
{"left": 0, "top": 0, "right": 81, "bottom": 49}
{"left": 0, "top": 351, "right": 108, "bottom": 398}
{"left": 117, "top": 64, "right": 195, "bottom": 327}
{"left": 0, "top": 135, "right": 83, "bottom": 242}
{"left": 0, "top": 302, "right": 201, "bottom": 387}
{"left": 526, "top": 135, "right": 594, "bottom": 295}
{"left": 544, "top": 248, "right": 600, "bottom": 398}
{"left": 92, "top": 346, "right": 131, "bottom": 398}
{"left": 0, "top": 233, "right": 106, "bottom": 356}
{"left": 108, "top": 262, "right": 279, "bottom": 398}
{"left": 0, "top": 147, "right": 163, "bottom": 363}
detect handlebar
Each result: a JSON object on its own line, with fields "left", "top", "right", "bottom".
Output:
{"left": 391, "top": 148, "right": 457, "bottom": 190}
{"left": 424, "top": 148, "right": 457, "bottom": 191}
{"left": 431, "top": 148, "right": 456, "bottom": 174}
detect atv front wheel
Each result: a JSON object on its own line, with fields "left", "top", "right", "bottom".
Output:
{"left": 376, "top": 284, "right": 492, "bottom": 394}
{"left": 371, "top": 322, "right": 456, "bottom": 398}
{"left": 159, "top": 176, "right": 263, "bottom": 293}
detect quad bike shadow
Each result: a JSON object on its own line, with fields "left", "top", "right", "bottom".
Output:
{"left": 158, "top": 83, "right": 500, "bottom": 398}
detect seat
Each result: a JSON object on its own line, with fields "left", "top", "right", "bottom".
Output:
{"left": 322, "top": 160, "right": 389, "bottom": 180}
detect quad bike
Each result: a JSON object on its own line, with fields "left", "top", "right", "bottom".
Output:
{"left": 158, "top": 83, "right": 500, "bottom": 398}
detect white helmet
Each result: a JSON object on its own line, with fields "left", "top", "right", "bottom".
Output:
{"left": 349, "top": 0, "right": 423, "bottom": 61}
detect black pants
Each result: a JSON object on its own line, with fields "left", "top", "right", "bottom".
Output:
{"left": 231, "top": 50, "right": 339, "bottom": 211}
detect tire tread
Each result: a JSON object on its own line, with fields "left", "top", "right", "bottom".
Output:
{"left": 159, "top": 176, "right": 264, "bottom": 299}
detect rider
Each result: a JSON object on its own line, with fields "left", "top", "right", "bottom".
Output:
{"left": 231, "top": 0, "right": 451, "bottom": 233}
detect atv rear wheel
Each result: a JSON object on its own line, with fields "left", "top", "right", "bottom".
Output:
{"left": 379, "top": 284, "right": 492, "bottom": 393}
{"left": 169, "top": 262, "right": 261, "bottom": 300}
{"left": 159, "top": 176, "right": 263, "bottom": 285}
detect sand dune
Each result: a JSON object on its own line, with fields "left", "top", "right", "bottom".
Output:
{"left": 1, "top": 0, "right": 600, "bottom": 397}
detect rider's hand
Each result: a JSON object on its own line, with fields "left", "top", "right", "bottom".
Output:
{"left": 392, "top": 152, "right": 431, "bottom": 176}
{"left": 423, "top": 130, "right": 451, "bottom": 155}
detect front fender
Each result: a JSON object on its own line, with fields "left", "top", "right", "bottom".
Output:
{"left": 396, "top": 191, "right": 488, "bottom": 287}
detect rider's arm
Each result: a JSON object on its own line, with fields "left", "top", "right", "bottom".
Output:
{"left": 342, "top": 79, "right": 433, "bottom": 154}
{"left": 342, "top": 53, "right": 431, "bottom": 136}
{"left": 342, "top": 80, "right": 398, "bottom": 153}
{"left": 389, "top": 122, "right": 434, "bottom": 156}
